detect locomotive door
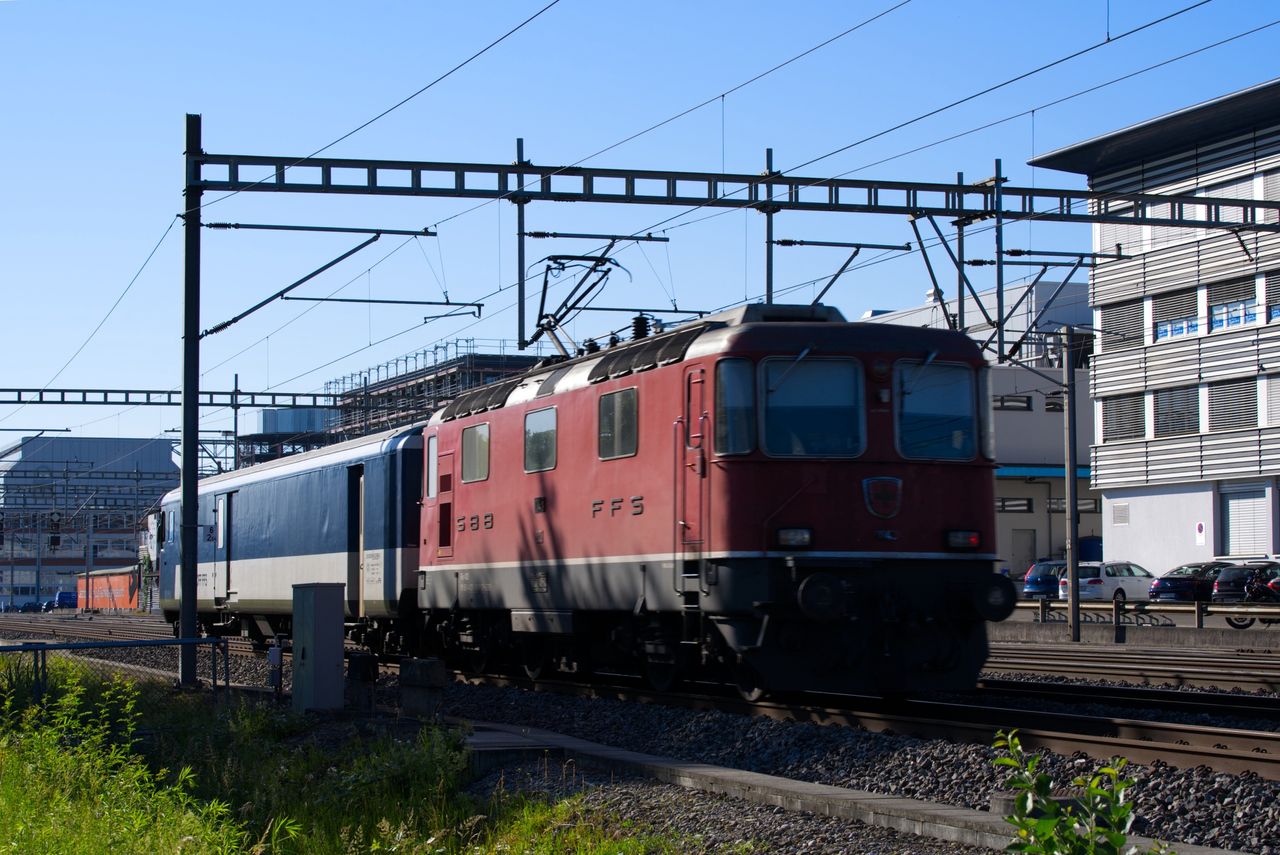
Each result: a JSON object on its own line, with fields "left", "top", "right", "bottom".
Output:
{"left": 213, "top": 492, "right": 234, "bottom": 604}
{"left": 677, "top": 367, "right": 707, "bottom": 591}
{"left": 434, "top": 451, "right": 454, "bottom": 559}
{"left": 347, "top": 465, "right": 365, "bottom": 618}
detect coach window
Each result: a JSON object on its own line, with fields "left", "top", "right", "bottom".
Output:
{"left": 426, "top": 434, "right": 438, "bottom": 499}
{"left": 762, "top": 357, "right": 864, "bottom": 456}
{"left": 461, "top": 423, "right": 490, "bottom": 483}
{"left": 599, "top": 388, "right": 638, "bottom": 459}
{"left": 524, "top": 407, "right": 557, "bottom": 472}
{"left": 715, "top": 358, "right": 755, "bottom": 454}
{"left": 895, "top": 360, "right": 976, "bottom": 460}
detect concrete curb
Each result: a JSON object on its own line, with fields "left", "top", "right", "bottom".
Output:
{"left": 461, "top": 719, "right": 1231, "bottom": 854}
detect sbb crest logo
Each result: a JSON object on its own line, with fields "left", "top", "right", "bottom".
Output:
{"left": 862, "top": 477, "right": 902, "bottom": 519}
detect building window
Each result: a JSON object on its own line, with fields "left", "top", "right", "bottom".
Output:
{"left": 461, "top": 423, "right": 490, "bottom": 483}
{"left": 1101, "top": 395, "right": 1144, "bottom": 441}
{"left": 1099, "top": 300, "right": 1144, "bottom": 351}
{"left": 599, "top": 388, "right": 638, "bottom": 460}
{"left": 1267, "top": 271, "right": 1280, "bottom": 321}
{"left": 1208, "top": 278, "right": 1257, "bottom": 331}
{"left": 996, "top": 497, "right": 1033, "bottom": 513}
{"left": 1152, "top": 289, "right": 1199, "bottom": 341}
{"left": 523, "top": 408, "right": 557, "bottom": 473}
{"left": 1047, "top": 497, "right": 1102, "bottom": 513}
{"left": 1044, "top": 397, "right": 1064, "bottom": 413}
{"left": 993, "top": 395, "right": 1032, "bottom": 411}
{"left": 1208, "top": 378, "right": 1258, "bottom": 432}
{"left": 1154, "top": 386, "right": 1199, "bottom": 437}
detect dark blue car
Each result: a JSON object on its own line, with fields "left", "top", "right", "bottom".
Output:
{"left": 1023, "top": 560, "right": 1067, "bottom": 599}
{"left": 1149, "top": 561, "right": 1234, "bottom": 602}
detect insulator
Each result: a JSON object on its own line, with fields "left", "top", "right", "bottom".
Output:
{"left": 608, "top": 335, "right": 620, "bottom": 348}
{"left": 631, "top": 314, "right": 650, "bottom": 340}
{"left": 584, "top": 339, "right": 601, "bottom": 353}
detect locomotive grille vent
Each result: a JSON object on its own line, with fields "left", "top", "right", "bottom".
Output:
{"left": 587, "top": 325, "right": 706, "bottom": 384}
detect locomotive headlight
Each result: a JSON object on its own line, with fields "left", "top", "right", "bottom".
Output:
{"left": 777, "top": 528, "right": 812, "bottom": 547}
{"left": 946, "top": 530, "right": 981, "bottom": 549}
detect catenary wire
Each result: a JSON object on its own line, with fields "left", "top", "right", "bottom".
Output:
{"left": 191, "top": 0, "right": 565, "bottom": 215}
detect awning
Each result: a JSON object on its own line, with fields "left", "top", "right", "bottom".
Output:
{"left": 996, "top": 465, "right": 1090, "bottom": 479}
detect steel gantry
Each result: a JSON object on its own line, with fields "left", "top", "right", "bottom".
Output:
{"left": 175, "top": 117, "right": 1280, "bottom": 684}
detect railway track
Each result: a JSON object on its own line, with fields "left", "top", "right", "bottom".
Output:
{"left": 457, "top": 671, "right": 1280, "bottom": 780}
{"left": 987, "top": 640, "right": 1280, "bottom": 691}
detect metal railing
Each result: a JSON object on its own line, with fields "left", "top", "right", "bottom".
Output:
{"left": 0, "top": 638, "right": 230, "bottom": 701}
{"left": 1016, "top": 598, "right": 1280, "bottom": 629}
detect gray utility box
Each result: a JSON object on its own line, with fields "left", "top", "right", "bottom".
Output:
{"left": 292, "top": 583, "right": 345, "bottom": 713}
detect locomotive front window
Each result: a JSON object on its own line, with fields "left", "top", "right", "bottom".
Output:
{"left": 715, "top": 358, "right": 756, "bottom": 454}
{"left": 461, "top": 423, "right": 490, "bottom": 483}
{"left": 762, "top": 358, "right": 864, "bottom": 456}
{"left": 426, "top": 434, "right": 438, "bottom": 499}
{"left": 894, "top": 361, "right": 977, "bottom": 460}
{"left": 524, "top": 407, "right": 557, "bottom": 473}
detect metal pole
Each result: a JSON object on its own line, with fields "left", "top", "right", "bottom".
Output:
{"left": 84, "top": 511, "right": 93, "bottom": 612}
{"left": 515, "top": 138, "right": 528, "bottom": 348}
{"left": 180, "top": 113, "right": 202, "bottom": 686}
{"left": 994, "top": 159, "right": 1005, "bottom": 361}
{"left": 956, "top": 172, "right": 965, "bottom": 330}
{"left": 765, "top": 148, "right": 774, "bottom": 304}
{"left": 34, "top": 513, "right": 42, "bottom": 607}
{"left": 232, "top": 373, "right": 239, "bottom": 471}
{"left": 1064, "top": 326, "right": 1081, "bottom": 642}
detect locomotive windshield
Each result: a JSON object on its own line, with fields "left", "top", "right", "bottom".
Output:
{"left": 895, "top": 361, "right": 977, "bottom": 459}
{"left": 761, "top": 357, "right": 864, "bottom": 456}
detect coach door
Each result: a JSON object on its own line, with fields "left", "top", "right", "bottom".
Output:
{"left": 213, "top": 492, "right": 234, "bottom": 605}
{"left": 677, "top": 367, "right": 708, "bottom": 589}
{"left": 347, "top": 465, "right": 365, "bottom": 618}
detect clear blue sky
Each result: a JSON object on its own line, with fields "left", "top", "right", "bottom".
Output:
{"left": 2, "top": 0, "right": 1277, "bottom": 441}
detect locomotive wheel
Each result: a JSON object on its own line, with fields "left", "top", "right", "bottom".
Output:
{"left": 1226, "top": 615, "right": 1256, "bottom": 630}
{"left": 733, "top": 662, "right": 766, "bottom": 702}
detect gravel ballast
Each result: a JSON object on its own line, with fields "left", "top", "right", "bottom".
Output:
{"left": 8, "top": 628, "right": 1279, "bottom": 854}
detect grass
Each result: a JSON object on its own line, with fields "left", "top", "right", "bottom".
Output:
{"left": 0, "top": 659, "right": 694, "bottom": 854}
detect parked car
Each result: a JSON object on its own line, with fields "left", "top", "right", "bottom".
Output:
{"left": 1149, "top": 561, "right": 1234, "bottom": 602}
{"left": 16, "top": 601, "right": 41, "bottom": 613}
{"left": 1058, "top": 561, "right": 1154, "bottom": 601}
{"left": 1212, "top": 561, "right": 1280, "bottom": 628}
{"left": 40, "top": 600, "right": 57, "bottom": 613}
{"left": 53, "top": 591, "right": 77, "bottom": 609}
{"left": 1023, "top": 560, "right": 1067, "bottom": 599}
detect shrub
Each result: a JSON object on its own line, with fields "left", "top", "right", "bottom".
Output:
{"left": 994, "top": 730, "right": 1171, "bottom": 855}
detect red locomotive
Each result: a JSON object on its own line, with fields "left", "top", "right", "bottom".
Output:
{"left": 418, "top": 303, "right": 1014, "bottom": 697}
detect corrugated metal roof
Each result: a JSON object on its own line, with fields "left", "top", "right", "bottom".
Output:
{"left": 1029, "top": 77, "right": 1280, "bottom": 176}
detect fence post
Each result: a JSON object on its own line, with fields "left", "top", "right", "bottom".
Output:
{"left": 1195, "top": 600, "right": 1206, "bottom": 630}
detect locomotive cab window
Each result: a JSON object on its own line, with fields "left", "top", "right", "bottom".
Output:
{"left": 895, "top": 360, "right": 977, "bottom": 460}
{"left": 715, "top": 358, "right": 755, "bottom": 454}
{"left": 524, "top": 407, "right": 557, "bottom": 473}
{"left": 426, "top": 434, "right": 438, "bottom": 499}
{"left": 599, "top": 388, "right": 638, "bottom": 459}
{"left": 461, "top": 423, "right": 490, "bottom": 483}
{"left": 762, "top": 357, "right": 864, "bottom": 456}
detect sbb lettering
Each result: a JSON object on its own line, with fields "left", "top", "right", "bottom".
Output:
{"left": 591, "top": 496, "right": 644, "bottom": 518}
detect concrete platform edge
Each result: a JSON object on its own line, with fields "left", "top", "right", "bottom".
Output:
{"left": 459, "top": 719, "right": 1233, "bottom": 854}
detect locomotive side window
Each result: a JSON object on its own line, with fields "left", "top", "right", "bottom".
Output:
{"left": 895, "top": 361, "right": 977, "bottom": 460}
{"left": 599, "top": 388, "right": 638, "bottom": 459}
{"left": 714, "top": 358, "right": 755, "bottom": 454}
{"left": 426, "top": 434, "right": 438, "bottom": 499}
{"left": 762, "top": 358, "right": 864, "bottom": 456}
{"left": 524, "top": 407, "right": 557, "bottom": 473}
{"left": 461, "top": 423, "right": 490, "bottom": 483}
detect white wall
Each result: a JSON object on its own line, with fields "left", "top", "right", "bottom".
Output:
{"left": 1102, "top": 482, "right": 1219, "bottom": 574}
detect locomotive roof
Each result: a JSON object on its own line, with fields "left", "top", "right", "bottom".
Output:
{"left": 430, "top": 303, "right": 981, "bottom": 423}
